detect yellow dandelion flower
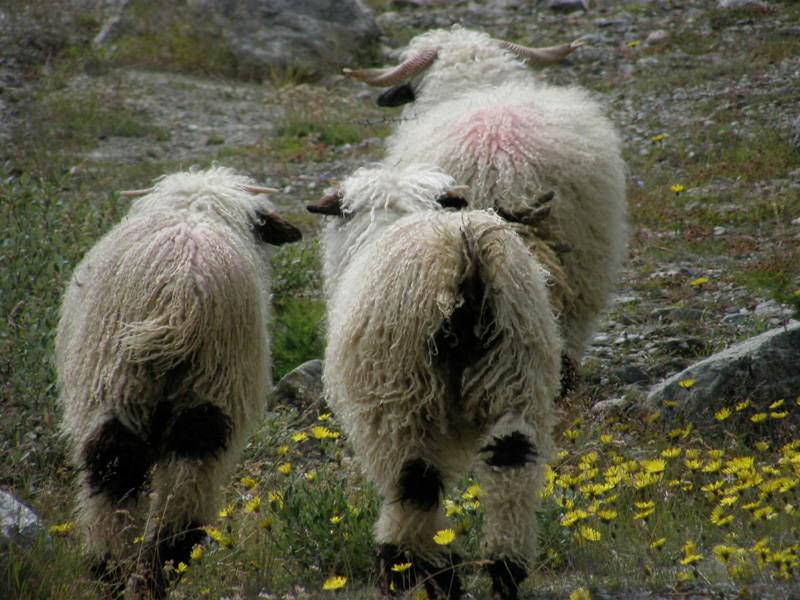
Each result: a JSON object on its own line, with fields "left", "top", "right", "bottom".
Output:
{"left": 640, "top": 459, "right": 666, "bottom": 474}
{"left": 771, "top": 411, "right": 789, "bottom": 419}
{"left": 670, "top": 184, "right": 685, "bottom": 194}
{"left": 240, "top": 476, "right": 257, "bottom": 489}
{"left": 600, "top": 434, "right": 614, "bottom": 444}
{"left": 679, "top": 540, "right": 703, "bottom": 565}
{"left": 633, "top": 506, "right": 655, "bottom": 520}
{"left": 645, "top": 411, "right": 659, "bottom": 424}
{"left": 305, "top": 470, "right": 317, "bottom": 482}
{"left": 626, "top": 40, "right": 640, "bottom": 47}
{"left": 205, "top": 527, "right": 224, "bottom": 542}
{"left": 190, "top": 545, "right": 203, "bottom": 561}
{"left": 713, "top": 545, "right": 737, "bottom": 565}
{"left": 433, "top": 529, "right": 456, "bottom": 545}
{"left": 464, "top": 500, "right": 480, "bottom": 511}
{"left": 322, "top": 576, "right": 347, "bottom": 590}
{"left": 662, "top": 447, "right": 681, "bottom": 458}
{"left": 700, "top": 480, "right": 724, "bottom": 494}
{"left": 218, "top": 503, "right": 235, "bottom": 518}
{"left": 570, "top": 587, "right": 591, "bottom": 600}
{"left": 391, "top": 562, "right": 412, "bottom": 572}
{"left": 750, "top": 413, "right": 767, "bottom": 423}
{"left": 755, "top": 441, "right": 770, "bottom": 452}
{"left": 318, "top": 413, "right": 331, "bottom": 421}
{"left": 714, "top": 407, "right": 732, "bottom": 421}
{"left": 580, "top": 526, "right": 601, "bottom": 541}
{"left": 702, "top": 460, "right": 722, "bottom": 473}
{"left": 174, "top": 562, "right": 188, "bottom": 574}
{"left": 244, "top": 496, "right": 261, "bottom": 513}
{"left": 650, "top": 133, "right": 665, "bottom": 142}
{"left": 710, "top": 506, "right": 734, "bottom": 527}
{"left": 258, "top": 517, "right": 276, "bottom": 529}
{"left": 291, "top": 432, "right": 309, "bottom": 443}
{"left": 662, "top": 400, "right": 678, "bottom": 408}
{"left": 278, "top": 463, "right": 291, "bottom": 475}
{"left": 675, "top": 570, "right": 693, "bottom": 582}
{"left": 563, "top": 429, "right": 579, "bottom": 442}
{"left": 597, "top": 509, "right": 617, "bottom": 523}
{"left": 312, "top": 426, "right": 332, "bottom": 439}
{"left": 751, "top": 505, "right": 776, "bottom": 521}
{"left": 133, "top": 536, "right": 144, "bottom": 544}
{"left": 684, "top": 459, "right": 703, "bottom": 471}
{"left": 650, "top": 537, "right": 666, "bottom": 549}
{"left": 668, "top": 428, "right": 684, "bottom": 439}
{"left": 735, "top": 399, "right": 750, "bottom": 411}
{"left": 278, "top": 444, "right": 289, "bottom": 456}
{"left": 463, "top": 483, "right": 483, "bottom": 499}
{"left": 769, "top": 399, "right": 784, "bottom": 409}
{"left": 49, "top": 522, "right": 74, "bottom": 536}
{"left": 410, "top": 590, "right": 428, "bottom": 600}
{"left": 615, "top": 423, "right": 631, "bottom": 433}
{"left": 690, "top": 277, "right": 709, "bottom": 286}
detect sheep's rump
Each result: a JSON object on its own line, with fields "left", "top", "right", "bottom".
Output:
{"left": 385, "top": 83, "right": 627, "bottom": 356}
{"left": 324, "top": 210, "right": 561, "bottom": 489}
{"left": 56, "top": 213, "right": 270, "bottom": 455}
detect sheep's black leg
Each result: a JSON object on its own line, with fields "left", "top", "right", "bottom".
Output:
{"left": 481, "top": 431, "right": 538, "bottom": 469}
{"left": 82, "top": 417, "right": 153, "bottom": 502}
{"left": 377, "top": 543, "right": 462, "bottom": 600}
{"left": 397, "top": 458, "right": 444, "bottom": 511}
{"left": 486, "top": 557, "right": 528, "bottom": 600}
{"left": 162, "top": 402, "right": 232, "bottom": 459}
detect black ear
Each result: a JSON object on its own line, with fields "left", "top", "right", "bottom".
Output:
{"left": 253, "top": 210, "right": 302, "bottom": 246}
{"left": 437, "top": 191, "right": 468, "bottom": 210}
{"left": 307, "top": 191, "right": 345, "bottom": 216}
{"left": 377, "top": 82, "right": 416, "bottom": 107}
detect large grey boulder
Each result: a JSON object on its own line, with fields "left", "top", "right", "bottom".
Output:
{"left": 1, "top": 491, "right": 50, "bottom": 599}
{"left": 94, "top": 0, "right": 381, "bottom": 78}
{"left": 271, "top": 359, "right": 326, "bottom": 417}
{"left": 646, "top": 321, "right": 800, "bottom": 433}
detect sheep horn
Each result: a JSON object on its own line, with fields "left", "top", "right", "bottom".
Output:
{"left": 307, "top": 191, "right": 345, "bottom": 217}
{"left": 241, "top": 185, "right": 280, "bottom": 195}
{"left": 496, "top": 37, "right": 588, "bottom": 68}
{"left": 343, "top": 48, "right": 438, "bottom": 87}
{"left": 119, "top": 187, "right": 154, "bottom": 198}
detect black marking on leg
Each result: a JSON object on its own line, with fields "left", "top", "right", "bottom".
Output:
{"left": 482, "top": 431, "right": 537, "bottom": 469}
{"left": 376, "top": 543, "right": 463, "bottom": 599}
{"left": 559, "top": 351, "right": 578, "bottom": 400}
{"left": 163, "top": 403, "right": 232, "bottom": 459}
{"left": 82, "top": 417, "right": 153, "bottom": 501}
{"left": 397, "top": 458, "right": 443, "bottom": 512}
{"left": 144, "top": 523, "right": 206, "bottom": 599}
{"left": 487, "top": 556, "right": 527, "bottom": 600}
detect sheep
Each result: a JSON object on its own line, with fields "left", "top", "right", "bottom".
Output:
{"left": 55, "top": 166, "right": 301, "bottom": 598}
{"left": 307, "top": 163, "right": 563, "bottom": 600}
{"left": 344, "top": 25, "right": 627, "bottom": 363}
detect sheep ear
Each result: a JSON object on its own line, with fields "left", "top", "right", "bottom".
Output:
{"left": 307, "top": 191, "right": 345, "bottom": 217}
{"left": 253, "top": 210, "right": 302, "bottom": 246}
{"left": 436, "top": 191, "right": 468, "bottom": 210}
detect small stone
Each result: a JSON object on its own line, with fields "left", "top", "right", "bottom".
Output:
{"left": 644, "top": 29, "right": 669, "bottom": 46}
{"left": 614, "top": 364, "right": 650, "bottom": 384}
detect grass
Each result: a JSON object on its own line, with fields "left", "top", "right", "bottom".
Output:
{"left": 2, "top": 0, "right": 800, "bottom": 599}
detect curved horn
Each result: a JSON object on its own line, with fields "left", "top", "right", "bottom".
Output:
{"left": 496, "top": 37, "right": 588, "bottom": 68}
{"left": 241, "top": 185, "right": 280, "bottom": 195}
{"left": 343, "top": 48, "right": 438, "bottom": 87}
{"left": 119, "top": 188, "right": 154, "bottom": 198}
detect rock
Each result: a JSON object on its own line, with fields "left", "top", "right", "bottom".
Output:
{"left": 94, "top": 0, "right": 381, "bottom": 78}
{"left": 718, "top": 0, "right": 766, "bottom": 7}
{"left": 1, "top": 491, "right": 50, "bottom": 600}
{"left": 646, "top": 321, "right": 800, "bottom": 433}
{"left": 547, "top": 0, "right": 589, "bottom": 11}
{"left": 614, "top": 364, "right": 650, "bottom": 384}
{"left": 644, "top": 29, "right": 669, "bottom": 46}
{"left": 271, "top": 359, "right": 326, "bottom": 413}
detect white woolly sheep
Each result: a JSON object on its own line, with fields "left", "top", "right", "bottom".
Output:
{"left": 308, "top": 164, "right": 563, "bottom": 600}
{"left": 55, "top": 166, "right": 301, "bottom": 598}
{"left": 344, "top": 25, "right": 627, "bottom": 363}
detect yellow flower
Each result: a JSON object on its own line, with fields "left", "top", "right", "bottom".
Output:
{"left": 580, "top": 526, "right": 601, "bottom": 541}
{"left": 626, "top": 40, "right": 640, "bottom": 47}
{"left": 410, "top": 590, "right": 429, "bottom": 600}
{"left": 735, "top": 399, "right": 750, "bottom": 411}
{"left": 463, "top": 483, "right": 483, "bottom": 499}
{"left": 330, "top": 514, "right": 343, "bottom": 524}
{"left": 205, "top": 527, "right": 224, "bottom": 542}
{"left": 391, "top": 562, "right": 412, "bottom": 572}
{"left": 702, "top": 460, "right": 722, "bottom": 473}
{"left": 714, "top": 407, "right": 731, "bottom": 421}
{"left": 771, "top": 411, "right": 789, "bottom": 419}
{"left": 322, "top": 576, "right": 347, "bottom": 590}
{"left": 678, "top": 378, "right": 695, "bottom": 389}
{"left": 670, "top": 184, "right": 684, "bottom": 194}
{"left": 218, "top": 503, "right": 235, "bottom": 518}
{"left": 278, "top": 463, "right": 291, "bottom": 475}
{"left": 278, "top": 444, "right": 289, "bottom": 456}
{"left": 684, "top": 459, "right": 703, "bottom": 471}
{"left": 600, "top": 434, "right": 613, "bottom": 444}
{"left": 662, "top": 447, "right": 681, "bottom": 459}
{"left": 318, "top": 413, "right": 331, "bottom": 421}
{"left": 650, "top": 537, "right": 666, "bottom": 549}
{"left": 679, "top": 540, "right": 703, "bottom": 565}
{"left": 650, "top": 133, "right": 664, "bottom": 142}
{"left": 258, "top": 517, "right": 276, "bottom": 529}
{"left": 312, "top": 426, "right": 333, "bottom": 439}
{"left": 305, "top": 471, "right": 317, "bottom": 482}
{"left": 690, "top": 277, "right": 709, "bottom": 286}
{"left": 268, "top": 491, "right": 283, "bottom": 508}
{"left": 291, "top": 432, "right": 309, "bottom": 443}
{"left": 769, "top": 399, "right": 784, "bottom": 409}
{"left": 750, "top": 413, "right": 767, "bottom": 423}
{"left": 662, "top": 400, "right": 678, "bottom": 408}
{"left": 240, "top": 476, "right": 257, "bottom": 489}
{"left": 133, "top": 536, "right": 144, "bottom": 544}
{"left": 570, "top": 587, "right": 591, "bottom": 600}
{"left": 49, "top": 522, "right": 74, "bottom": 536}
{"left": 641, "top": 459, "right": 666, "bottom": 474}
{"left": 563, "top": 429, "right": 579, "bottom": 442}
{"left": 174, "top": 562, "right": 188, "bottom": 574}
{"left": 433, "top": 529, "right": 456, "bottom": 545}
{"left": 244, "top": 496, "right": 261, "bottom": 513}
{"left": 597, "top": 509, "right": 617, "bottom": 523}
{"left": 190, "top": 545, "right": 203, "bottom": 561}
{"left": 755, "top": 441, "right": 770, "bottom": 452}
